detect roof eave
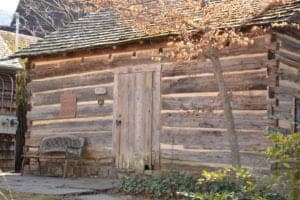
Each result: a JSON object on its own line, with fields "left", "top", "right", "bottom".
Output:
{"left": 12, "top": 32, "right": 175, "bottom": 59}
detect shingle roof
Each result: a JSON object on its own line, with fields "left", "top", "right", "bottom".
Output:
{"left": 248, "top": 0, "right": 300, "bottom": 25}
{"left": 14, "top": 0, "right": 300, "bottom": 58}
{"left": 0, "top": 34, "right": 21, "bottom": 69}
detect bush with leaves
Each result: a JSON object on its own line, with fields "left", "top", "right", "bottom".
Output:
{"left": 266, "top": 132, "right": 300, "bottom": 200}
{"left": 182, "top": 168, "right": 285, "bottom": 200}
{"left": 118, "top": 171, "right": 200, "bottom": 198}
{"left": 118, "top": 169, "right": 285, "bottom": 199}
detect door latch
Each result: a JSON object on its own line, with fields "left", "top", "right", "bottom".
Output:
{"left": 116, "top": 120, "right": 122, "bottom": 126}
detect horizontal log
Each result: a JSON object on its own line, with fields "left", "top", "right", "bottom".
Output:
{"left": 29, "top": 71, "right": 114, "bottom": 93}
{"left": 277, "top": 49, "right": 300, "bottom": 64}
{"left": 277, "top": 33, "right": 300, "bottom": 54}
{"left": 31, "top": 51, "right": 159, "bottom": 79}
{"left": 161, "top": 147, "right": 269, "bottom": 168}
{"left": 162, "top": 91, "right": 267, "bottom": 110}
{"left": 162, "top": 111, "right": 268, "bottom": 130}
{"left": 32, "top": 85, "right": 113, "bottom": 106}
{"left": 161, "top": 127, "right": 271, "bottom": 151}
{"left": 268, "top": 126, "right": 291, "bottom": 135}
{"left": 162, "top": 54, "right": 268, "bottom": 77}
{"left": 280, "top": 80, "right": 300, "bottom": 91}
{"left": 275, "top": 82, "right": 300, "bottom": 98}
{"left": 162, "top": 69, "right": 267, "bottom": 94}
{"left": 277, "top": 54, "right": 299, "bottom": 70}
{"left": 28, "top": 102, "right": 113, "bottom": 121}
{"left": 278, "top": 63, "right": 299, "bottom": 83}
{"left": 273, "top": 102, "right": 293, "bottom": 121}
{"left": 161, "top": 159, "right": 234, "bottom": 173}
{"left": 275, "top": 93, "right": 295, "bottom": 102}
{"left": 27, "top": 131, "right": 112, "bottom": 160}
{"left": 29, "top": 118, "right": 112, "bottom": 134}
{"left": 160, "top": 159, "right": 269, "bottom": 173}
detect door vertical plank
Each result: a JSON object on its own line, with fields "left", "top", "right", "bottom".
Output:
{"left": 120, "top": 74, "right": 129, "bottom": 169}
{"left": 127, "top": 73, "right": 136, "bottom": 169}
{"left": 118, "top": 75, "right": 126, "bottom": 169}
{"left": 152, "top": 67, "right": 161, "bottom": 169}
{"left": 134, "top": 72, "right": 145, "bottom": 171}
{"left": 112, "top": 73, "right": 120, "bottom": 168}
{"left": 144, "top": 71, "right": 153, "bottom": 169}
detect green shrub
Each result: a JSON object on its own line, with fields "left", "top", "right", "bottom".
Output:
{"left": 118, "top": 171, "right": 199, "bottom": 198}
{"left": 185, "top": 168, "right": 285, "bottom": 200}
{"left": 266, "top": 132, "right": 300, "bottom": 200}
{"left": 197, "top": 168, "right": 252, "bottom": 194}
{"left": 118, "top": 168, "right": 285, "bottom": 199}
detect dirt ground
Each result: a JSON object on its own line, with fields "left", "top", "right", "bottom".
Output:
{"left": 0, "top": 189, "right": 60, "bottom": 200}
{"left": 0, "top": 189, "right": 142, "bottom": 200}
{"left": 0, "top": 174, "right": 140, "bottom": 200}
{"left": 0, "top": 173, "right": 125, "bottom": 200}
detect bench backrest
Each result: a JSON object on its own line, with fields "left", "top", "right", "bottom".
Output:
{"left": 39, "top": 135, "right": 86, "bottom": 156}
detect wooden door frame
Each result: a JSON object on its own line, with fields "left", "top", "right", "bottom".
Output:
{"left": 112, "top": 64, "right": 161, "bottom": 171}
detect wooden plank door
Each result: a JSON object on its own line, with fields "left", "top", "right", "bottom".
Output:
{"left": 113, "top": 66, "right": 161, "bottom": 172}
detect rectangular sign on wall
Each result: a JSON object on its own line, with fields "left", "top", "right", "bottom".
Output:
{"left": 60, "top": 91, "right": 77, "bottom": 118}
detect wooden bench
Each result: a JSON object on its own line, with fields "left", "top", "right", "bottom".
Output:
{"left": 21, "top": 135, "right": 86, "bottom": 178}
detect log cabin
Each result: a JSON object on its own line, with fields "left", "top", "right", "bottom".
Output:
{"left": 13, "top": 1, "right": 300, "bottom": 177}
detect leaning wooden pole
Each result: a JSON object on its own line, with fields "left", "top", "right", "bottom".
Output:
{"left": 205, "top": 52, "right": 241, "bottom": 168}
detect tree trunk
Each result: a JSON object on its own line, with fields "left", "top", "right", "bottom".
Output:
{"left": 15, "top": 69, "right": 27, "bottom": 171}
{"left": 204, "top": 52, "right": 241, "bottom": 168}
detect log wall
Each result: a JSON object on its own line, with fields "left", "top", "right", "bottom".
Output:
{"left": 160, "top": 35, "right": 275, "bottom": 170}
{"left": 27, "top": 69, "right": 115, "bottom": 161}
{"left": 271, "top": 32, "right": 300, "bottom": 133}
{"left": 27, "top": 34, "right": 277, "bottom": 176}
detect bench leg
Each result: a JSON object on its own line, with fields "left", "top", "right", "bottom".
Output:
{"left": 63, "top": 159, "right": 68, "bottom": 178}
{"left": 37, "top": 158, "right": 41, "bottom": 175}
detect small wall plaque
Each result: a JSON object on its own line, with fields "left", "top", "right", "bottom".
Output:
{"left": 95, "top": 87, "right": 107, "bottom": 95}
{"left": 60, "top": 91, "right": 77, "bottom": 118}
